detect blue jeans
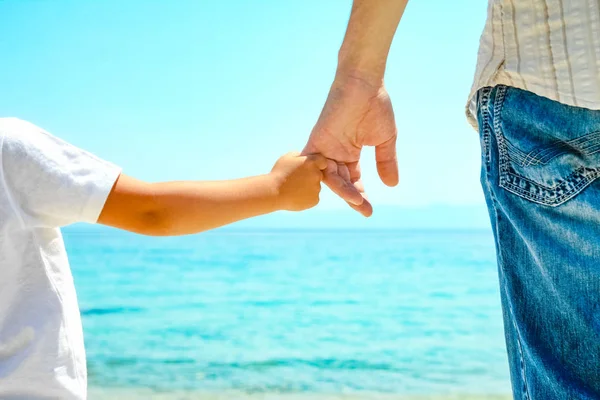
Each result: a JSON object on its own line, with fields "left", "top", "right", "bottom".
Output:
{"left": 477, "top": 85, "right": 600, "bottom": 399}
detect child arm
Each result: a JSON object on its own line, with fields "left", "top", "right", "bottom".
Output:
{"left": 97, "top": 153, "right": 327, "bottom": 236}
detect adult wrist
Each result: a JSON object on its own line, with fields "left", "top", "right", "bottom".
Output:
{"left": 336, "top": 49, "right": 386, "bottom": 88}
{"left": 334, "top": 60, "right": 385, "bottom": 91}
{"left": 331, "top": 68, "right": 385, "bottom": 100}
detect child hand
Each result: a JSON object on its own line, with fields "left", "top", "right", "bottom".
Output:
{"left": 270, "top": 152, "right": 328, "bottom": 211}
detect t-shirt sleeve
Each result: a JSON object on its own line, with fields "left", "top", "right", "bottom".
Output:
{"left": 0, "top": 118, "right": 122, "bottom": 228}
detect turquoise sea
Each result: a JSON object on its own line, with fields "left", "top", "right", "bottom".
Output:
{"left": 63, "top": 227, "right": 511, "bottom": 399}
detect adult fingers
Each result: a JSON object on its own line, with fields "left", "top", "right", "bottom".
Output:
{"left": 347, "top": 162, "right": 366, "bottom": 195}
{"left": 347, "top": 161, "right": 362, "bottom": 183}
{"left": 323, "top": 160, "right": 364, "bottom": 206}
{"left": 347, "top": 181, "right": 373, "bottom": 217}
{"left": 352, "top": 178, "right": 365, "bottom": 193}
{"left": 375, "top": 136, "right": 399, "bottom": 187}
{"left": 337, "top": 163, "right": 351, "bottom": 182}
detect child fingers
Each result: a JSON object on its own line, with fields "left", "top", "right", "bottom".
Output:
{"left": 307, "top": 154, "right": 328, "bottom": 170}
{"left": 312, "top": 184, "right": 322, "bottom": 207}
{"left": 313, "top": 169, "right": 325, "bottom": 182}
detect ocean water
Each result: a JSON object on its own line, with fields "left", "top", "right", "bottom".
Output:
{"left": 63, "top": 227, "right": 511, "bottom": 398}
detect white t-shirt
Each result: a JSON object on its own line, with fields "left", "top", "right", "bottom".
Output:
{"left": 0, "top": 118, "right": 121, "bottom": 399}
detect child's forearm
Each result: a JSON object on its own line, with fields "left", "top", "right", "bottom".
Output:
{"left": 98, "top": 153, "right": 325, "bottom": 236}
{"left": 150, "top": 175, "right": 279, "bottom": 235}
{"left": 98, "top": 174, "right": 280, "bottom": 236}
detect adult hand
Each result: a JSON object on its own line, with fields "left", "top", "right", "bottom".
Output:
{"left": 303, "top": 74, "right": 398, "bottom": 217}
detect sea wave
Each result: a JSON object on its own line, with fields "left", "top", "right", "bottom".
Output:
{"left": 81, "top": 306, "right": 145, "bottom": 316}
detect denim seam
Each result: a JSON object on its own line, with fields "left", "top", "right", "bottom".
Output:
{"left": 523, "top": 138, "right": 566, "bottom": 166}
{"left": 523, "top": 141, "right": 565, "bottom": 166}
{"left": 494, "top": 86, "right": 510, "bottom": 186}
{"left": 569, "top": 130, "right": 600, "bottom": 145}
{"left": 487, "top": 189, "right": 532, "bottom": 400}
{"left": 505, "top": 139, "right": 534, "bottom": 166}
{"left": 481, "top": 87, "right": 493, "bottom": 166}
{"left": 583, "top": 146, "right": 600, "bottom": 157}
{"left": 502, "top": 168, "right": 600, "bottom": 206}
{"left": 489, "top": 85, "right": 532, "bottom": 400}
{"left": 522, "top": 130, "right": 600, "bottom": 166}
{"left": 494, "top": 86, "right": 600, "bottom": 206}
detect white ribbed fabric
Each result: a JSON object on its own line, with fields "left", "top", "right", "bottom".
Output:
{"left": 467, "top": 0, "right": 600, "bottom": 128}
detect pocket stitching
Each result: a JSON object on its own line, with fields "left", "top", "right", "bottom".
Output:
{"left": 500, "top": 167, "right": 600, "bottom": 206}
{"left": 519, "top": 130, "right": 600, "bottom": 166}
{"left": 494, "top": 86, "right": 511, "bottom": 183}
{"left": 504, "top": 139, "right": 532, "bottom": 166}
{"left": 480, "top": 87, "right": 493, "bottom": 166}
{"left": 494, "top": 86, "right": 600, "bottom": 207}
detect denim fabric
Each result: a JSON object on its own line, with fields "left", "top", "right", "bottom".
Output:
{"left": 477, "top": 85, "right": 600, "bottom": 400}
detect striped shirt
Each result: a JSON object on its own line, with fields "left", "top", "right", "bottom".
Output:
{"left": 467, "top": 0, "right": 600, "bottom": 128}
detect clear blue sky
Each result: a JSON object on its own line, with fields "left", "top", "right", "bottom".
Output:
{"left": 0, "top": 1, "right": 488, "bottom": 210}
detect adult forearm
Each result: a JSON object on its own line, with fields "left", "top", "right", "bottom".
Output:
{"left": 337, "top": 0, "right": 408, "bottom": 85}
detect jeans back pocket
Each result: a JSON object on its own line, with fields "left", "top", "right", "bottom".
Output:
{"left": 494, "top": 86, "right": 600, "bottom": 207}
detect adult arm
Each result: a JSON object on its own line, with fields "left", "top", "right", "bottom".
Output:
{"left": 304, "top": 0, "right": 408, "bottom": 216}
